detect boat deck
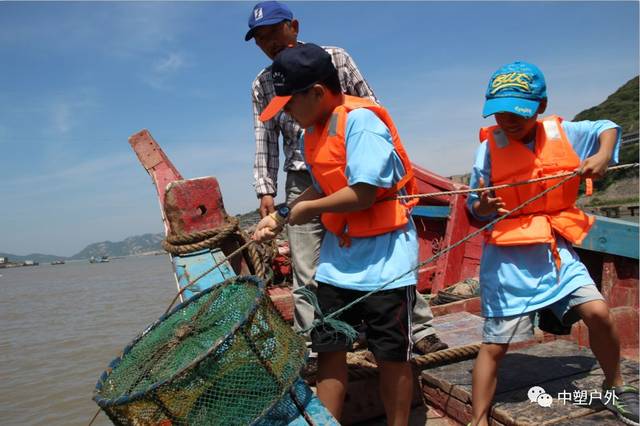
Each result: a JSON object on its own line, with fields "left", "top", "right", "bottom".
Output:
{"left": 345, "top": 311, "right": 638, "bottom": 425}
{"left": 421, "top": 339, "right": 639, "bottom": 425}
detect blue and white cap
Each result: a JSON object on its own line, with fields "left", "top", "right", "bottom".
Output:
{"left": 483, "top": 61, "right": 547, "bottom": 118}
{"left": 245, "top": 1, "right": 294, "bottom": 41}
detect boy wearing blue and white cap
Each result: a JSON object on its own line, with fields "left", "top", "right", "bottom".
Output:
{"left": 468, "top": 61, "right": 638, "bottom": 426}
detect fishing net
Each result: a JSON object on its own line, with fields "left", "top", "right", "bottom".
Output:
{"left": 94, "top": 276, "right": 307, "bottom": 425}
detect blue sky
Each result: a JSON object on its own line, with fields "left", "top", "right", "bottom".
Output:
{"left": 1, "top": 1, "right": 638, "bottom": 256}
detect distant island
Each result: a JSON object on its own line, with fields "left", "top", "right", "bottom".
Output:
{"left": 1, "top": 77, "right": 637, "bottom": 265}
{"left": 0, "top": 233, "right": 165, "bottom": 264}
{"left": 0, "top": 209, "right": 263, "bottom": 265}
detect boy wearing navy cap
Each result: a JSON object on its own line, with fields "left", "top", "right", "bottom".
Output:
{"left": 253, "top": 43, "right": 418, "bottom": 425}
{"left": 468, "top": 61, "right": 638, "bottom": 426}
{"left": 244, "top": 0, "right": 448, "bottom": 357}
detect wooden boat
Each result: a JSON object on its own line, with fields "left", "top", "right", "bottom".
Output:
{"left": 129, "top": 129, "right": 638, "bottom": 425}
{"left": 128, "top": 129, "right": 338, "bottom": 425}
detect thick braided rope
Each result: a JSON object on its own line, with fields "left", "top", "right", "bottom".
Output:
{"left": 304, "top": 344, "right": 482, "bottom": 384}
{"left": 411, "top": 343, "right": 481, "bottom": 367}
{"left": 162, "top": 217, "right": 240, "bottom": 255}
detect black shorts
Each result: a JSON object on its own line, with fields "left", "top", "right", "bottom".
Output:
{"left": 310, "top": 283, "right": 416, "bottom": 362}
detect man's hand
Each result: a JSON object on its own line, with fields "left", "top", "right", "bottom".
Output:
{"left": 252, "top": 214, "right": 282, "bottom": 242}
{"left": 259, "top": 195, "right": 276, "bottom": 218}
{"left": 289, "top": 201, "right": 317, "bottom": 226}
{"left": 578, "top": 152, "right": 611, "bottom": 180}
{"left": 473, "top": 177, "right": 508, "bottom": 217}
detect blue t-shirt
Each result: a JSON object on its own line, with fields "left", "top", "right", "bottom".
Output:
{"left": 301, "top": 108, "right": 418, "bottom": 292}
{"left": 467, "top": 120, "right": 621, "bottom": 317}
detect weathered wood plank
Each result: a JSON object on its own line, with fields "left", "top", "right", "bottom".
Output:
{"left": 421, "top": 340, "right": 639, "bottom": 425}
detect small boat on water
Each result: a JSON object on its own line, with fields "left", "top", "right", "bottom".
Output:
{"left": 119, "top": 129, "right": 638, "bottom": 425}
{"left": 89, "top": 256, "right": 109, "bottom": 263}
{"left": 50, "top": 260, "right": 65, "bottom": 265}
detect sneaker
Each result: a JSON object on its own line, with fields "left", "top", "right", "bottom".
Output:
{"left": 603, "top": 384, "right": 639, "bottom": 426}
{"left": 413, "top": 334, "right": 448, "bottom": 355}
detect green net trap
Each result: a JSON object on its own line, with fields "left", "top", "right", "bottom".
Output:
{"left": 94, "top": 276, "right": 307, "bottom": 425}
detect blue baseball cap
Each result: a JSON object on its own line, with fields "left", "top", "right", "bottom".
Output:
{"left": 245, "top": 1, "right": 294, "bottom": 41}
{"left": 482, "top": 61, "right": 547, "bottom": 118}
{"left": 259, "top": 43, "right": 336, "bottom": 122}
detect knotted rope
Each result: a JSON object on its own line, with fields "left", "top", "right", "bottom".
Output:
{"left": 160, "top": 216, "right": 276, "bottom": 314}
{"left": 162, "top": 216, "right": 269, "bottom": 278}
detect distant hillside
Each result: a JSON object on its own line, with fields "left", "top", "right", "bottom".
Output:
{"left": 573, "top": 76, "right": 639, "bottom": 133}
{"left": 69, "top": 233, "right": 164, "bottom": 260}
{"left": 0, "top": 252, "right": 67, "bottom": 264}
{"left": 574, "top": 76, "right": 639, "bottom": 194}
{"left": 1, "top": 233, "right": 165, "bottom": 263}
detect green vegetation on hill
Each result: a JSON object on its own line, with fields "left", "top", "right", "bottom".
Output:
{"left": 573, "top": 76, "right": 639, "bottom": 193}
{"left": 573, "top": 76, "right": 639, "bottom": 134}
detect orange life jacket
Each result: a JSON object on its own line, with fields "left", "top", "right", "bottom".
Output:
{"left": 484, "top": 115, "right": 594, "bottom": 269}
{"left": 303, "top": 95, "right": 418, "bottom": 245}
{"left": 479, "top": 126, "right": 490, "bottom": 143}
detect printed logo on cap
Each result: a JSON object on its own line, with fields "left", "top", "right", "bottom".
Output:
{"left": 273, "top": 70, "right": 285, "bottom": 88}
{"left": 490, "top": 72, "right": 533, "bottom": 95}
{"left": 254, "top": 7, "right": 263, "bottom": 20}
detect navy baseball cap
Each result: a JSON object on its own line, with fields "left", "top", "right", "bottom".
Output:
{"left": 245, "top": 1, "right": 293, "bottom": 41}
{"left": 483, "top": 61, "right": 547, "bottom": 118}
{"left": 259, "top": 43, "right": 336, "bottom": 122}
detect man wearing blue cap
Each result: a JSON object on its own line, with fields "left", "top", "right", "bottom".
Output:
{"left": 467, "top": 61, "right": 638, "bottom": 426}
{"left": 245, "top": 0, "right": 448, "bottom": 356}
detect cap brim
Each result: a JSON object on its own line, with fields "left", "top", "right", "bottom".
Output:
{"left": 482, "top": 97, "right": 540, "bottom": 118}
{"left": 244, "top": 18, "right": 288, "bottom": 41}
{"left": 259, "top": 95, "right": 292, "bottom": 122}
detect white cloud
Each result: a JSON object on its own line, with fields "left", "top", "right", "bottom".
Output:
{"left": 51, "top": 102, "right": 72, "bottom": 135}
{"left": 143, "top": 51, "right": 191, "bottom": 90}
{"left": 44, "top": 90, "right": 100, "bottom": 138}
{"left": 155, "top": 52, "right": 186, "bottom": 74}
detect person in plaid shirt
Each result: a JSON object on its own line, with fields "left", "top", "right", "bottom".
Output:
{"left": 245, "top": 0, "right": 447, "bottom": 356}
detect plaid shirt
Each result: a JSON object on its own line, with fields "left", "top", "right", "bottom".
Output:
{"left": 251, "top": 45, "right": 377, "bottom": 197}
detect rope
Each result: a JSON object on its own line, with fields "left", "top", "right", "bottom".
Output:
{"left": 162, "top": 217, "right": 269, "bottom": 278}
{"left": 395, "top": 163, "right": 638, "bottom": 200}
{"left": 411, "top": 343, "right": 481, "bottom": 367}
{"left": 163, "top": 240, "right": 261, "bottom": 315}
{"left": 301, "top": 162, "right": 639, "bottom": 339}
{"left": 300, "top": 172, "right": 581, "bottom": 338}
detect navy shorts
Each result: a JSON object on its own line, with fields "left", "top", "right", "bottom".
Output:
{"left": 311, "top": 283, "right": 416, "bottom": 362}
